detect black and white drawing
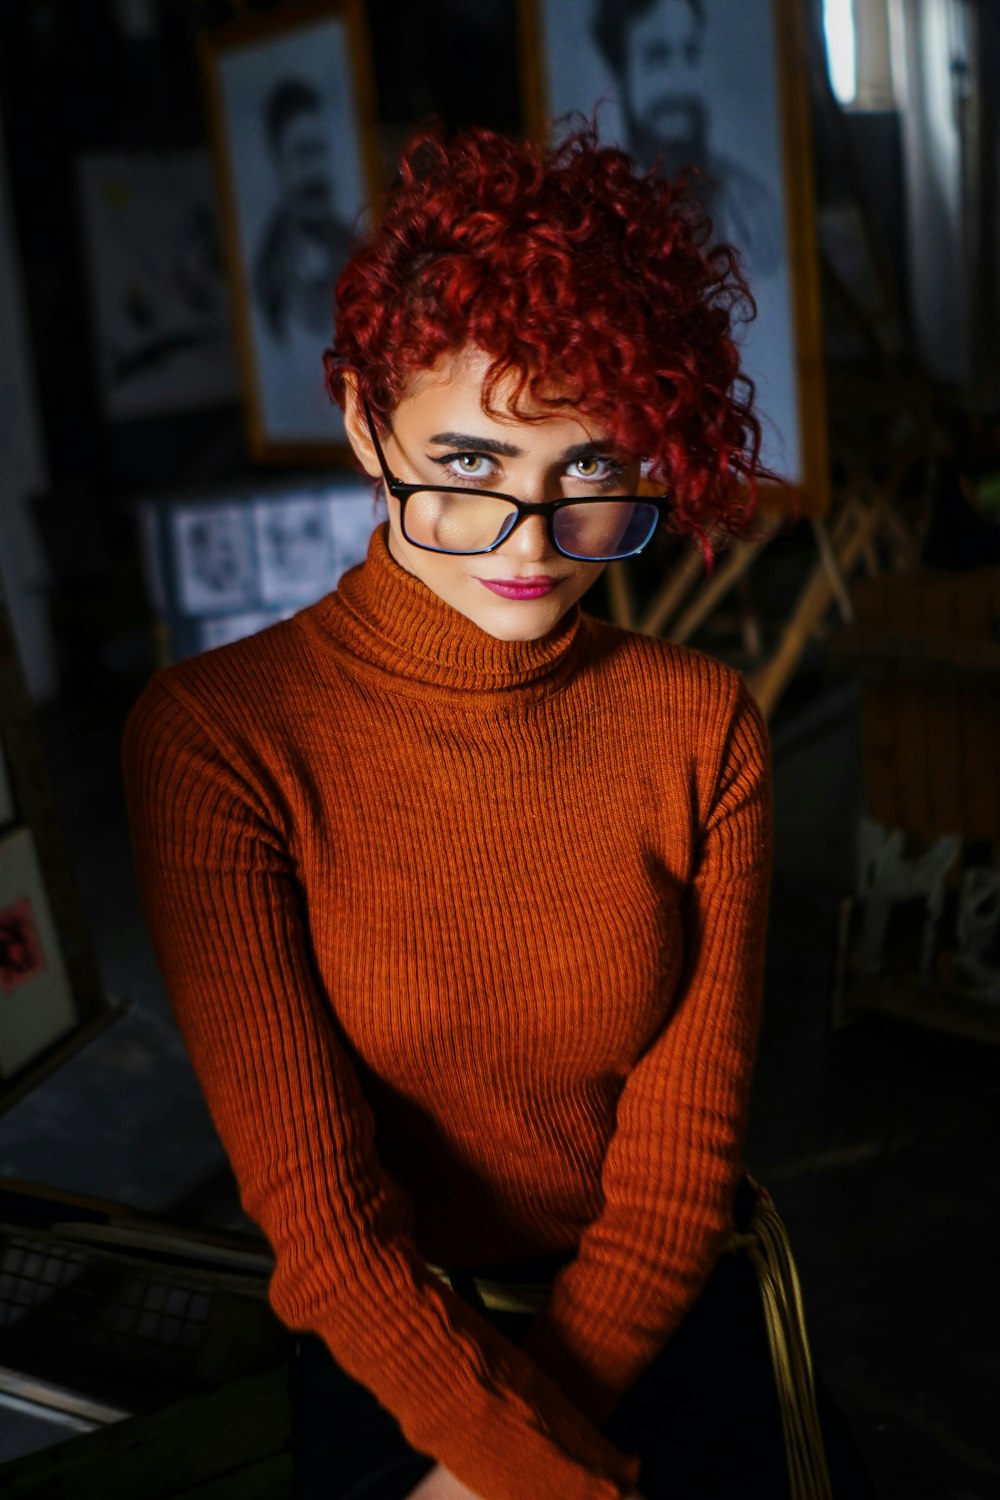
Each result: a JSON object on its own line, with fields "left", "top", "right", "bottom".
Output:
{"left": 253, "top": 493, "right": 334, "bottom": 606}
{"left": 204, "top": 2, "right": 377, "bottom": 456}
{"left": 77, "top": 150, "right": 239, "bottom": 419}
{"left": 590, "top": 0, "right": 781, "bottom": 273}
{"left": 252, "top": 79, "right": 355, "bottom": 345}
{"left": 530, "top": 0, "right": 808, "bottom": 489}
{"left": 172, "top": 504, "right": 258, "bottom": 615}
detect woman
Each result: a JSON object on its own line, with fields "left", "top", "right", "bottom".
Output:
{"left": 124, "top": 126, "right": 777, "bottom": 1499}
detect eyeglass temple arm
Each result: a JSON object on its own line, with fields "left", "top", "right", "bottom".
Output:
{"left": 361, "top": 399, "right": 402, "bottom": 489}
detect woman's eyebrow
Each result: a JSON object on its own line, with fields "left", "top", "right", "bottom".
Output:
{"left": 561, "top": 440, "right": 615, "bottom": 463}
{"left": 428, "top": 431, "right": 522, "bottom": 457}
{"left": 427, "top": 433, "right": 615, "bottom": 462}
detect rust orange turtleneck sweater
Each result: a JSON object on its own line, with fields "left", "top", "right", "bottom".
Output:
{"left": 123, "top": 522, "right": 771, "bottom": 1500}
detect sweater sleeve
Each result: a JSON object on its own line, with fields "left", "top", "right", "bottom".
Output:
{"left": 522, "top": 677, "right": 772, "bottom": 1423}
{"left": 122, "top": 671, "right": 639, "bottom": 1500}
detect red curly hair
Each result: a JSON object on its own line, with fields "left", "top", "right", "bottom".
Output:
{"left": 325, "top": 123, "right": 764, "bottom": 537}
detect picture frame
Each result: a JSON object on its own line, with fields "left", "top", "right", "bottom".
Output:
{"left": 76, "top": 149, "right": 240, "bottom": 420}
{"left": 200, "top": 0, "right": 380, "bottom": 465}
{"left": 518, "top": 0, "right": 829, "bottom": 517}
{"left": 0, "top": 592, "right": 113, "bottom": 1108}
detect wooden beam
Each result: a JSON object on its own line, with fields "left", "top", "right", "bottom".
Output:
{"left": 604, "top": 560, "right": 635, "bottom": 630}
{"left": 667, "top": 534, "right": 774, "bottom": 646}
{"left": 748, "top": 496, "right": 884, "bottom": 718}
{"left": 811, "top": 517, "right": 854, "bottom": 623}
{"left": 638, "top": 545, "right": 704, "bottom": 637}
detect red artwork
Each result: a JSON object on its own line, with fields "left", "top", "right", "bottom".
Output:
{"left": 0, "top": 898, "right": 45, "bottom": 995}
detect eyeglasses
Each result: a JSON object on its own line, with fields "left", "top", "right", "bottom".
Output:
{"left": 363, "top": 401, "right": 670, "bottom": 562}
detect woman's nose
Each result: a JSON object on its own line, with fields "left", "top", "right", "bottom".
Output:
{"left": 499, "top": 512, "right": 555, "bottom": 561}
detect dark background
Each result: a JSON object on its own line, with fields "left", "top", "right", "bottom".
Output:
{"left": 0, "top": 3, "right": 997, "bottom": 1497}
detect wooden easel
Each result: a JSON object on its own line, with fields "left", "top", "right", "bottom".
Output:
{"left": 603, "top": 443, "right": 922, "bottom": 722}
{"left": 747, "top": 462, "right": 918, "bottom": 717}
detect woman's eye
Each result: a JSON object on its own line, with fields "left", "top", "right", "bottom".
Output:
{"left": 438, "top": 452, "right": 494, "bottom": 479}
{"left": 572, "top": 455, "right": 617, "bottom": 481}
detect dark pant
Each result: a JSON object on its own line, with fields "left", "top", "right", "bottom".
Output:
{"left": 288, "top": 1251, "right": 871, "bottom": 1499}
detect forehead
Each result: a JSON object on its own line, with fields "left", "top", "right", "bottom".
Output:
{"left": 394, "top": 347, "right": 611, "bottom": 446}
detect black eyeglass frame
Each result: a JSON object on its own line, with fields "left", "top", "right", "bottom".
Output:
{"left": 362, "top": 400, "right": 671, "bottom": 562}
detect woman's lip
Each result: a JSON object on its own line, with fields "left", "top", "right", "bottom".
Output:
{"left": 477, "top": 577, "right": 558, "bottom": 599}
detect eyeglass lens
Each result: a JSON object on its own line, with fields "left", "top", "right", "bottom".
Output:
{"left": 401, "top": 491, "right": 659, "bottom": 559}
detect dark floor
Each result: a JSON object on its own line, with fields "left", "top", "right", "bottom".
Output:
{"left": 0, "top": 657, "right": 998, "bottom": 1497}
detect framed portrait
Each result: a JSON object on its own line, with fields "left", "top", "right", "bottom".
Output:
{"left": 0, "top": 597, "right": 112, "bottom": 1109}
{"left": 519, "top": 0, "right": 829, "bottom": 516}
{"left": 172, "top": 502, "right": 258, "bottom": 616}
{"left": 200, "top": 0, "right": 380, "bottom": 465}
{"left": 77, "top": 150, "right": 240, "bottom": 420}
{"left": 0, "top": 828, "right": 78, "bottom": 1081}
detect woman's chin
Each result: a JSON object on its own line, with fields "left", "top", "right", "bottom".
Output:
{"left": 458, "top": 594, "right": 569, "bottom": 641}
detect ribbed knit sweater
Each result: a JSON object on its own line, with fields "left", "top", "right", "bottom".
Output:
{"left": 123, "top": 522, "right": 772, "bottom": 1500}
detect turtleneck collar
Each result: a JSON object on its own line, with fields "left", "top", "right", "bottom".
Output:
{"left": 307, "top": 523, "right": 586, "bottom": 702}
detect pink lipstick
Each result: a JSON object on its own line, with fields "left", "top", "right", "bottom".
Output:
{"left": 478, "top": 577, "right": 557, "bottom": 600}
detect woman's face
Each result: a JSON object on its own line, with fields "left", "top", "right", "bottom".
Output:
{"left": 343, "top": 348, "right": 637, "bottom": 642}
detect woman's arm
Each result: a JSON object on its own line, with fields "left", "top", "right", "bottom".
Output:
{"left": 522, "top": 679, "right": 772, "bottom": 1423}
{"left": 123, "top": 670, "right": 639, "bottom": 1500}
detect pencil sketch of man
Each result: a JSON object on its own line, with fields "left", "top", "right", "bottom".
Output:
{"left": 591, "top": 0, "right": 782, "bottom": 274}
{"left": 185, "top": 513, "right": 253, "bottom": 601}
{"left": 252, "top": 79, "right": 354, "bottom": 342}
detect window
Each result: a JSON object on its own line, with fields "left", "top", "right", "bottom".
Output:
{"left": 824, "top": 0, "right": 896, "bottom": 110}
{"left": 824, "top": 0, "right": 858, "bottom": 104}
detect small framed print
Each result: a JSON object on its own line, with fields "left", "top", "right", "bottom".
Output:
{"left": 0, "top": 595, "right": 111, "bottom": 1108}
{"left": 171, "top": 503, "right": 258, "bottom": 616}
{"left": 519, "top": 0, "right": 829, "bottom": 516}
{"left": 0, "top": 896, "right": 44, "bottom": 995}
{"left": 253, "top": 493, "right": 335, "bottom": 606}
{"left": 0, "top": 828, "right": 77, "bottom": 1081}
{"left": 200, "top": 0, "right": 380, "bottom": 464}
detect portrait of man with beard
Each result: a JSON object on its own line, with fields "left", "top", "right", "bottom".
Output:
{"left": 591, "top": 0, "right": 782, "bottom": 276}
{"left": 252, "top": 79, "right": 354, "bottom": 343}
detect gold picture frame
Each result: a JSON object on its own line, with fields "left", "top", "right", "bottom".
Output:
{"left": 200, "top": 0, "right": 381, "bottom": 466}
{"left": 518, "top": 0, "right": 829, "bottom": 518}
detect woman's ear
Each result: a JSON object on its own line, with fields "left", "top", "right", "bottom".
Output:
{"left": 341, "top": 372, "right": 381, "bottom": 479}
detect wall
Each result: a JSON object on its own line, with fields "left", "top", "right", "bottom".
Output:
{"left": 0, "top": 106, "right": 56, "bottom": 702}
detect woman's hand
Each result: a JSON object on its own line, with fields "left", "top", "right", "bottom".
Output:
{"left": 406, "top": 1464, "right": 483, "bottom": 1499}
